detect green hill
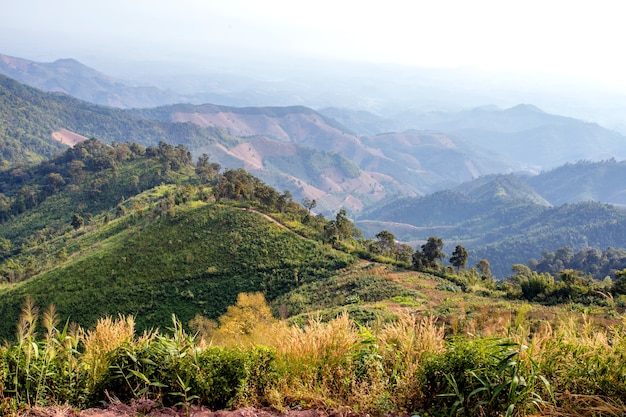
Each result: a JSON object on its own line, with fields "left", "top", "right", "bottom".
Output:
{"left": 0, "top": 200, "right": 353, "bottom": 341}
{"left": 525, "top": 159, "right": 626, "bottom": 206}
{"left": 0, "top": 139, "right": 361, "bottom": 340}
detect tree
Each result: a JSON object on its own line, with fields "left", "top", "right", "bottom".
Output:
{"left": 211, "top": 292, "right": 276, "bottom": 345}
{"left": 71, "top": 213, "right": 84, "bottom": 230}
{"left": 375, "top": 230, "right": 396, "bottom": 252}
{"left": 519, "top": 272, "right": 554, "bottom": 301}
{"left": 412, "top": 250, "right": 427, "bottom": 270}
{"left": 395, "top": 243, "right": 414, "bottom": 263}
{"left": 449, "top": 245, "right": 469, "bottom": 271}
{"left": 333, "top": 209, "right": 361, "bottom": 241}
{"left": 613, "top": 269, "right": 626, "bottom": 295}
{"left": 302, "top": 197, "right": 317, "bottom": 215}
{"left": 421, "top": 236, "right": 445, "bottom": 269}
{"left": 196, "top": 153, "right": 220, "bottom": 183}
{"left": 476, "top": 259, "right": 491, "bottom": 277}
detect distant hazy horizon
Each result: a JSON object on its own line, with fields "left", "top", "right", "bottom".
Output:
{"left": 3, "top": 0, "right": 626, "bottom": 131}
{"left": 3, "top": 1, "right": 625, "bottom": 86}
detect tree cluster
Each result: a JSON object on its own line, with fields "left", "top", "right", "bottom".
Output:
{"left": 212, "top": 168, "right": 294, "bottom": 213}
{"left": 505, "top": 263, "right": 625, "bottom": 303}
{"left": 530, "top": 245, "right": 626, "bottom": 279}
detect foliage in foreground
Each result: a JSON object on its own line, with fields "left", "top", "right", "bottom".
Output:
{"left": 1, "top": 296, "right": 626, "bottom": 417}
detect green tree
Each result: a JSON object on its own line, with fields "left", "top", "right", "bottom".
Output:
{"left": 519, "top": 272, "right": 554, "bottom": 301}
{"left": 421, "top": 236, "right": 445, "bottom": 269}
{"left": 613, "top": 269, "right": 626, "bottom": 295}
{"left": 476, "top": 259, "right": 492, "bottom": 277}
{"left": 196, "top": 153, "right": 220, "bottom": 183}
{"left": 71, "top": 213, "right": 84, "bottom": 230}
{"left": 302, "top": 197, "right": 317, "bottom": 215}
{"left": 449, "top": 245, "right": 469, "bottom": 271}
{"left": 395, "top": 243, "right": 414, "bottom": 263}
{"left": 412, "top": 250, "right": 426, "bottom": 270}
{"left": 375, "top": 230, "right": 396, "bottom": 252}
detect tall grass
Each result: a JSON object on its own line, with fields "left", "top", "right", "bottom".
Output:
{"left": 0, "top": 297, "right": 625, "bottom": 416}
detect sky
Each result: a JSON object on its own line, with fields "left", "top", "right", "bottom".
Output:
{"left": 2, "top": 0, "right": 626, "bottom": 90}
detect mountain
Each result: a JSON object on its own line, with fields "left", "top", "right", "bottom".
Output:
{"left": 0, "top": 53, "right": 184, "bottom": 108}
{"left": 6, "top": 70, "right": 624, "bottom": 217}
{"left": 359, "top": 130, "right": 518, "bottom": 186}
{"left": 397, "top": 104, "right": 626, "bottom": 170}
{"left": 357, "top": 174, "right": 626, "bottom": 277}
{"left": 0, "top": 75, "right": 386, "bottom": 212}
{"left": 133, "top": 103, "right": 520, "bottom": 197}
{"left": 524, "top": 159, "right": 626, "bottom": 206}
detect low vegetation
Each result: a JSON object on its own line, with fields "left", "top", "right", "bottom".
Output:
{"left": 1, "top": 294, "right": 625, "bottom": 417}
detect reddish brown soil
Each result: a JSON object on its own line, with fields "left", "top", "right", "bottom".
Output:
{"left": 51, "top": 129, "right": 88, "bottom": 147}
{"left": 18, "top": 403, "right": 360, "bottom": 417}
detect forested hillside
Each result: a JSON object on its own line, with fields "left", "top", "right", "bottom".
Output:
{"left": 0, "top": 139, "right": 362, "bottom": 340}
{"left": 524, "top": 159, "right": 626, "bottom": 205}
{"left": 0, "top": 72, "right": 246, "bottom": 186}
{"left": 358, "top": 174, "right": 626, "bottom": 277}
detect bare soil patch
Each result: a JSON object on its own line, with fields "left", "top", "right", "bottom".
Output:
{"left": 51, "top": 129, "right": 88, "bottom": 147}
{"left": 18, "top": 403, "right": 353, "bottom": 417}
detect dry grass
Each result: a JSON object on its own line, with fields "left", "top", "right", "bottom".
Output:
{"left": 540, "top": 394, "right": 626, "bottom": 417}
{"left": 4, "top": 294, "right": 626, "bottom": 416}
{"left": 81, "top": 315, "right": 136, "bottom": 388}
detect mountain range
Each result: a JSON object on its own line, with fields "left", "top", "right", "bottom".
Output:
{"left": 357, "top": 172, "right": 626, "bottom": 276}
{"left": 0, "top": 70, "right": 521, "bottom": 212}
{"left": 3, "top": 53, "right": 626, "bottom": 277}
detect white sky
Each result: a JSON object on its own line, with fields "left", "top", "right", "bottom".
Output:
{"left": 2, "top": 0, "right": 626, "bottom": 88}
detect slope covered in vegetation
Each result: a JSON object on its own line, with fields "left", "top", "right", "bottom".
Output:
{"left": 0, "top": 139, "right": 361, "bottom": 340}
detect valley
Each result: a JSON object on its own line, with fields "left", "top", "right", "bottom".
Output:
{"left": 1, "top": 53, "right": 626, "bottom": 416}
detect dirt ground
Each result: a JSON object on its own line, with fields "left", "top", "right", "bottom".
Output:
{"left": 18, "top": 401, "right": 364, "bottom": 417}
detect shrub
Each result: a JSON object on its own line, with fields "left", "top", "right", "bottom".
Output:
{"left": 95, "top": 316, "right": 196, "bottom": 406}
{"left": 192, "top": 346, "right": 278, "bottom": 410}
{"left": 420, "top": 338, "right": 551, "bottom": 417}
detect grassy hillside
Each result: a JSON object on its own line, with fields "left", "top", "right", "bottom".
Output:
{"left": 1, "top": 147, "right": 626, "bottom": 416}
{"left": 0, "top": 139, "right": 366, "bottom": 340}
{"left": 0, "top": 200, "right": 354, "bottom": 341}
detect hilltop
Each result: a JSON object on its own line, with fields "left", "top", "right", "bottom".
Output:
{"left": 0, "top": 139, "right": 356, "bottom": 339}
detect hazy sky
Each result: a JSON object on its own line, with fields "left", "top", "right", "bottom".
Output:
{"left": 2, "top": 0, "right": 626, "bottom": 89}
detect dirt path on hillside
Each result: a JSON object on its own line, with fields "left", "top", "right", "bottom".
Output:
{"left": 240, "top": 208, "right": 315, "bottom": 242}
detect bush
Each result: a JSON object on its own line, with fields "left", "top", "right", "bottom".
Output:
{"left": 420, "top": 338, "right": 551, "bottom": 417}
{"left": 193, "top": 346, "right": 278, "bottom": 409}
{"left": 519, "top": 272, "right": 554, "bottom": 301}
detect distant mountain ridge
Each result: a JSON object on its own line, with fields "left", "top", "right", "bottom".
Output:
{"left": 357, "top": 172, "right": 626, "bottom": 276}
{"left": 4, "top": 54, "right": 626, "bottom": 216}
{"left": 1, "top": 74, "right": 512, "bottom": 212}
{"left": 395, "top": 104, "right": 626, "bottom": 170}
{"left": 0, "top": 53, "right": 184, "bottom": 108}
